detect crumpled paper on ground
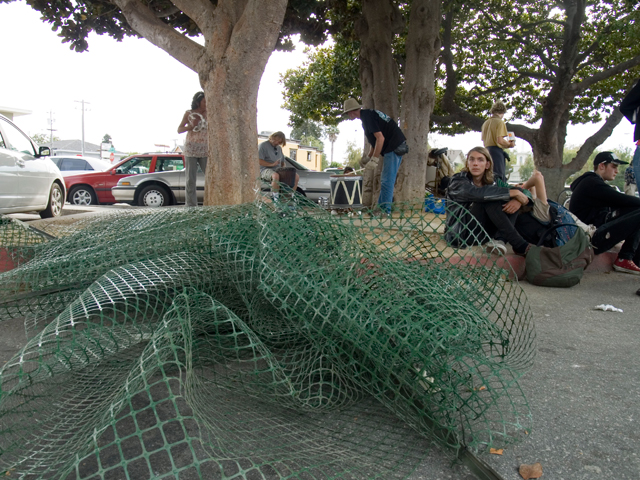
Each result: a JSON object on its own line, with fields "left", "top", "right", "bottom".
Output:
{"left": 594, "top": 304, "right": 623, "bottom": 313}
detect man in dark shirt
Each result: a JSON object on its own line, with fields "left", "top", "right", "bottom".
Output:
{"left": 343, "top": 98, "right": 407, "bottom": 214}
{"left": 570, "top": 151, "right": 640, "bottom": 276}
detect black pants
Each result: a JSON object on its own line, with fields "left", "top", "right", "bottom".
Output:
{"left": 592, "top": 207, "right": 640, "bottom": 263}
{"left": 487, "top": 146, "right": 506, "bottom": 182}
{"left": 469, "top": 201, "right": 530, "bottom": 254}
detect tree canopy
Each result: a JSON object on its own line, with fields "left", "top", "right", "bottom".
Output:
{"left": 281, "top": 0, "right": 640, "bottom": 196}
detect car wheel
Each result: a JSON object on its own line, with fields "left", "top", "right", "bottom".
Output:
{"left": 138, "top": 185, "right": 169, "bottom": 207}
{"left": 69, "top": 186, "right": 98, "bottom": 206}
{"left": 39, "top": 182, "right": 64, "bottom": 219}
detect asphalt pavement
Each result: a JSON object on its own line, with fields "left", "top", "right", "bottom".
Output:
{"left": 2, "top": 205, "right": 639, "bottom": 479}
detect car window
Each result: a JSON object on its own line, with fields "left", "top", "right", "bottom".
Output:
{"left": 115, "top": 156, "right": 152, "bottom": 174}
{"left": 60, "top": 158, "right": 91, "bottom": 171}
{"left": 50, "top": 158, "right": 62, "bottom": 167}
{"left": 0, "top": 131, "right": 5, "bottom": 149}
{"left": 157, "top": 157, "right": 185, "bottom": 172}
{"left": 0, "top": 117, "right": 36, "bottom": 156}
{"left": 284, "top": 156, "right": 308, "bottom": 171}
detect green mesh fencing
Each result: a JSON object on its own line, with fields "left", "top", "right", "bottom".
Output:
{"left": 0, "top": 195, "right": 535, "bottom": 479}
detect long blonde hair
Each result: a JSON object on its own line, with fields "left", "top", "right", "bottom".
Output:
{"left": 269, "top": 131, "right": 287, "bottom": 147}
{"left": 462, "top": 146, "right": 495, "bottom": 185}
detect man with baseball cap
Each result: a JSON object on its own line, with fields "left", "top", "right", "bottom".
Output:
{"left": 343, "top": 98, "right": 407, "bottom": 214}
{"left": 570, "top": 151, "right": 640, "bottom": 277}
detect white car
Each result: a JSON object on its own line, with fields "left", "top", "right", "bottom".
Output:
{"left": 49, "top": 156, "right": 112, "bottom": 177}
{"left": 0, "top": 114, "right": 65, "bottom": 218}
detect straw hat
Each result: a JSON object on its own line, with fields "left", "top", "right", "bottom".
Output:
{"left": 343, "top": 98, "right": 362, "bottom": 114}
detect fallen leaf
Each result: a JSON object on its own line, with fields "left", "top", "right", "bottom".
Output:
{"left": 489, "top": 448, "right": 503, "bottom": 455}
{"left": 479, "top": 385, "right": 487, "bottom": 391}
{"left": 519, "top": 462, "right": 543, "bottom": 479}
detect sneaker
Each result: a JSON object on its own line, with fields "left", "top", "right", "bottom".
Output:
{"left": 613, "top": 258, "right": 640, "bottom": 275}
{"left": 485, "top": 239, "right": 507, "bottom": 255}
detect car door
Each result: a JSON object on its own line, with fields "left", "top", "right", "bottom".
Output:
{"left": 0, "top": 116, "right": 47, "bottom": 208}
{"left": 0, "top": 126, "right": 18, "bottom": 208}
{"left": 96, "top": 156, "right": 153, "bottom": 203}
{"left": 156, "top": 156, "right": 186, "bottom": 203}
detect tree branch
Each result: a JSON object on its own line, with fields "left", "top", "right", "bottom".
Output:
{"left": 112, "top": 0, "right": 206, "bottom": 71}
{"left": 571, "top": 54, "right": 640, "bottom": 95}
{"left": 476, "top": 8, "right": 558, "bottom": 73}
{"left": 565, "top": 108, "right": 625, "bottom": 171}
{"left": 170, "top": 0, "right": 216, "bottom": 35}
{"left": 517, "top": 18, "right": 567, "bottom": 30}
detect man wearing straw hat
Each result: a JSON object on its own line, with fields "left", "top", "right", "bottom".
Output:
{"left": 343, "top": 98, "right": 407, "bottom": 214}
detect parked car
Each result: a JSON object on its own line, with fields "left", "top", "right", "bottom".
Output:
{"left": 324, "top": 167, "right": 344, "bottom": 174}
{"left": 112, "top": 156, "right": 333, "bottom": 207}
{"left": 0, "top": 114, "right": 65, "bottom": 218}
{"left": 64, "top": 153, "right": 185, "bottom": 205}
{"left": 49, "top": 156, "right": 112, "bottom": 177}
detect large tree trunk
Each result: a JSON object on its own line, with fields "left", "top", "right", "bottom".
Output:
{"left": 356, "top": 0, "right": 404, "bottom": 208}
{"left": 396, "top": 0, "right": 442, "bottom": 206}
{"left": 114, "top": 0, "right": 288, "bottom": 205}
{"left": 202, "top": 1, "right": 287, "bottom": 205}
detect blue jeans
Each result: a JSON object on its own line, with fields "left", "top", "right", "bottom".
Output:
{"left": 378, "top": 151, "right": 402, "bottom": 213}
{"left": 633, "top": 144, "right": 640, "bottom": 186}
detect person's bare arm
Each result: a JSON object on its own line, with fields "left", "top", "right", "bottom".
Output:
{"left": 502, "top": 189, "right": 529, "bottom": 213}
{"left": 497, "top": 136, "right": 515, "bottom": 148}
{"left": 177, "top": 111, "right": 191, "bottom": 134}
{"left": 368, "top": 131, "right": 385, "bottom": 158}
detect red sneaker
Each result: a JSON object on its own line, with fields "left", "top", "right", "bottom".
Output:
{"left": 613, "top": 258, "right": 640, "bottom": 275}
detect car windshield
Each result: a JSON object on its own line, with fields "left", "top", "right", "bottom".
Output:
{"left": 285, "top": 156, "right": 308, "bottom": 171}
{"left": 0, "top": 117, "right": 36, "bottom": 156}
{"left": 116, "top": 156, "right": 152, "bottom": 174}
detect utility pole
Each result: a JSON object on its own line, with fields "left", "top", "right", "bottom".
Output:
{"left": 47, "top": 111, "right": 56, "bottom": 150}
{"left": 74, "top": 100, "right": 90, "bottom": 156}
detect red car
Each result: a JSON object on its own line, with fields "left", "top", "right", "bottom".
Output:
{"left": 64, "top": 153, "right": 185, "bottom": 205}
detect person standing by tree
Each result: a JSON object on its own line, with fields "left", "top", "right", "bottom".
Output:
{"left": 481, "top": 101, "right": 516, "bottom": 182}
{"left": 620, "top": 78, "right": 640, "bottom": 192}
{"left": 177, "top": 91, "right": 208, "bottom": 207}
{"left": 342, "top": 98, "right": 407, "bottom": 215}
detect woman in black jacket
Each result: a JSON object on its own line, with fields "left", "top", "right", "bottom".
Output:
{"left": 445, "top": 147, "right": 531, "bottom": 255}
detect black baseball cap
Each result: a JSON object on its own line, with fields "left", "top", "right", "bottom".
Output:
{"left": 593, "top": 151, "right": 629, "bottom": 167}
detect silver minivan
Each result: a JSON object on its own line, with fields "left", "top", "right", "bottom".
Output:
{"left": 0, "top": 114, "right": 65, "bottom": 218}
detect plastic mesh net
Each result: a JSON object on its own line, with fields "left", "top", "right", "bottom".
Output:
{"left": 0, "top": 196, "right": 535, "bottom": 479}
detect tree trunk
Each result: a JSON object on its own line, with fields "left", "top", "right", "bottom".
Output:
{"left": 114, "top": 0, "right": 288, "bottom": 206}
{"left": 397, "top": 0, "right": 442, "bottom": 206}
{"left": 203, "top": 0, "right": 288, "bottom": 205}
{"left": 356, "top": 0, "right": 404, "bottom": 208}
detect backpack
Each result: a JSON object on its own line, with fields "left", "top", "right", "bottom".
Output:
{"left": 515, "top": 200, "right": 578, "bottom": 248}
{"left": 525, "top": 224, "right": 594, "bottom": 288}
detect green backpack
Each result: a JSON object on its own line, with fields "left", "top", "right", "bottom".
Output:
{"left": 525, "top": 225, "right": 594, "bottom": 288}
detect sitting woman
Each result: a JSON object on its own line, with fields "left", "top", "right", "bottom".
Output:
{"left": 445, "top": 146, "right": 531, "bottom": 255}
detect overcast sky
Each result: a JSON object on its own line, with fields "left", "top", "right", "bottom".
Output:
{"left": 1, "top": 1, "right": 635, "bottom": 166}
